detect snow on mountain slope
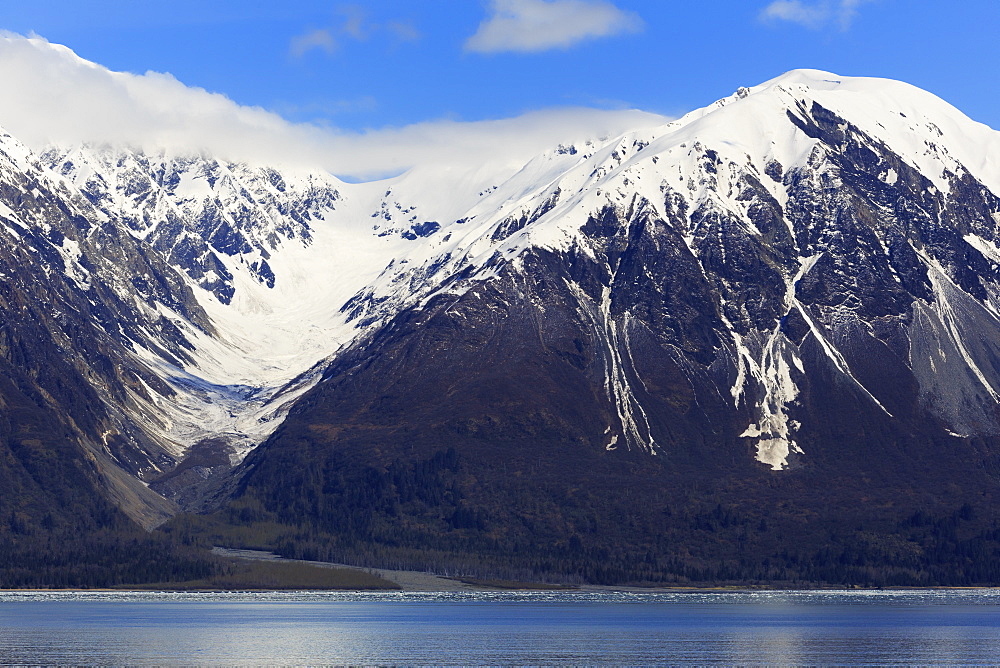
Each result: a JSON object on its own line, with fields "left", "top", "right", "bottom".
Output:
{"left": 25, "top": 134, "right": 612, "bottom": 464}
{"left": 350, "top": 68, "right": 1000, "bottom": 295}
{"left": 321, "top": 69, "right": 1000, "bottom": 470}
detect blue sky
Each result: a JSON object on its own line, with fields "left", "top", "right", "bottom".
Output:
{"left": 0, "top": 1, "right": 997, "bottom": 178}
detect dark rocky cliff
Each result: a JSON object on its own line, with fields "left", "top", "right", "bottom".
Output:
{"left": 218, "top": 94, "right": 1000, "bottom": 585}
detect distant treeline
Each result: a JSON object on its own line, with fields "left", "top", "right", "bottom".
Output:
{"left": 0, "top": 526, "right": 216, "bottom": 589}
{"left": 172, "top": 446, "right": 1000, "bottom": 588}
{"left": 7, "top": 428, "right": 1000, "bottom": 589}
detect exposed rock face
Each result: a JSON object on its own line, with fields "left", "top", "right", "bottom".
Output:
{"left": 0, "top": 134, "right": 203, "bottom": 526}
{"left": 0, "top": 134, "right": 350, "bottom": 524}
{"left": 41, "top": 147, "right": 337, "bottom": 303}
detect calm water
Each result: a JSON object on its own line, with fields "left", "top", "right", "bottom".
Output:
{"left": 2, "top": 589, "right": 1000, "bottom": 665}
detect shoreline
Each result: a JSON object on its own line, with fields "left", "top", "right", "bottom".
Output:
{"left": 2, "top": 586, "right": 1000, "bottom": 594}
{"left": 205, "top": 548, "right": 1000, "bottom": 593}
{"left": 4, "top": 546, "right": 999, "bottom": 594}
{"left": 209, "top": 546, "right": 486, "bottom": 591}
{"left": 3, "top": 548, "right": 998, "bottom": 594}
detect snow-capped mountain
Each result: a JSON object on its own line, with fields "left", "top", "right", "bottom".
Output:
{"left": 5, "top": 69, "right": 1000, "bottom": 581}
{"left": 218, "top": 70, "right": 1000, "bottom": 581}
{"left": 247, "top": 68, "right": 1000, "bottom": 470}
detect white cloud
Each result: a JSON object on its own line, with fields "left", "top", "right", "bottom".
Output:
{"left": 290, "top": 8, "right": 420, "bottom": 57}
{"left": 0, "top": 33, "right": 666, "bottom": 181}
{"left": 836, "top": 0, "right": 873, "bottom": 28}
{"left": 290, "top": 29, "right": 337, "bottom": 58}
{"left": 338, "top": 5, "right": 369, "bottom": 40}
{"left": 760, "top": 0, "right": 873, "bottom": 29}
{"left": 387, "top": 21, "right": 421, "bottom": 44}
{"left": 760, "top": 1, "right": 829, "bottom": 28}
{"left": 465, "top": 0, "right": 643, "bottom": 54}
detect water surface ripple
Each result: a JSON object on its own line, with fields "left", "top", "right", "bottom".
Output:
{"left": 2, "top": 589, "right": 999, "bottom": 665}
